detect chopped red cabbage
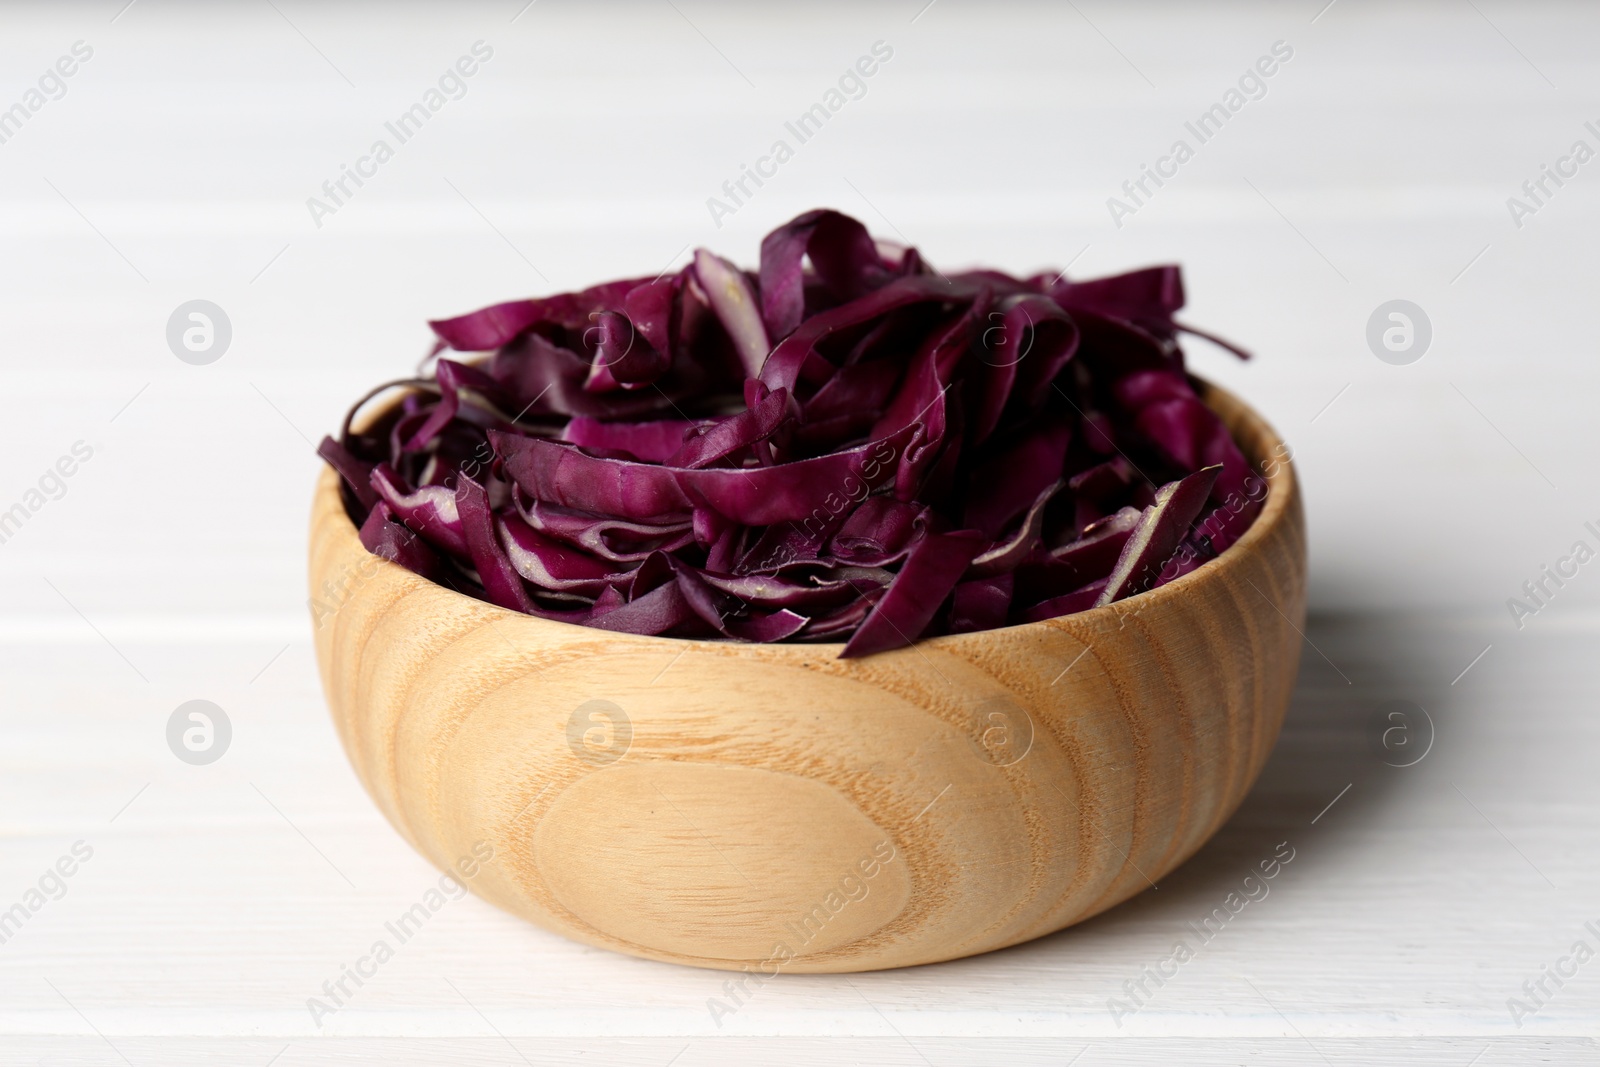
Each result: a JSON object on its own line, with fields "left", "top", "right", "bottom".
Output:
{"left": 321, "top": 209, "right": 1263, "bottom": 655}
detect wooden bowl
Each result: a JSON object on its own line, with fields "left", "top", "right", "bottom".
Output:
{"left": 308, "top": 379, "right": 1304, "bottom": 973}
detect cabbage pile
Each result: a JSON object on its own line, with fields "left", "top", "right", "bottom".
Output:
{"left": 320, "top": 209, "right": 1262, "bottom": 656}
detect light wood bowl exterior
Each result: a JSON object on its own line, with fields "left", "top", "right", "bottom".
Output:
{"left": 308, "top": 380, "right": 1305, "bottom": 973}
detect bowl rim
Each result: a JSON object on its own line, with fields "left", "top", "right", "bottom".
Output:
{"left": 313, "top": 375, "right": 1296, "bottom": 658}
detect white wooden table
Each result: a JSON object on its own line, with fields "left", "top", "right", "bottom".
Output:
{"left": 2, "top": 1, "right": 1597, "bottom": 1062}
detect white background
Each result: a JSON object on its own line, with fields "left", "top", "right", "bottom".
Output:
{"left": 1, "top": 1, "right": 1597, "bottom": 1063}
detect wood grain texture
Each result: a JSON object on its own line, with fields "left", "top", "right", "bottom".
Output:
{"left": 307, "top": 380, "right": 1306, "bottom": 973}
